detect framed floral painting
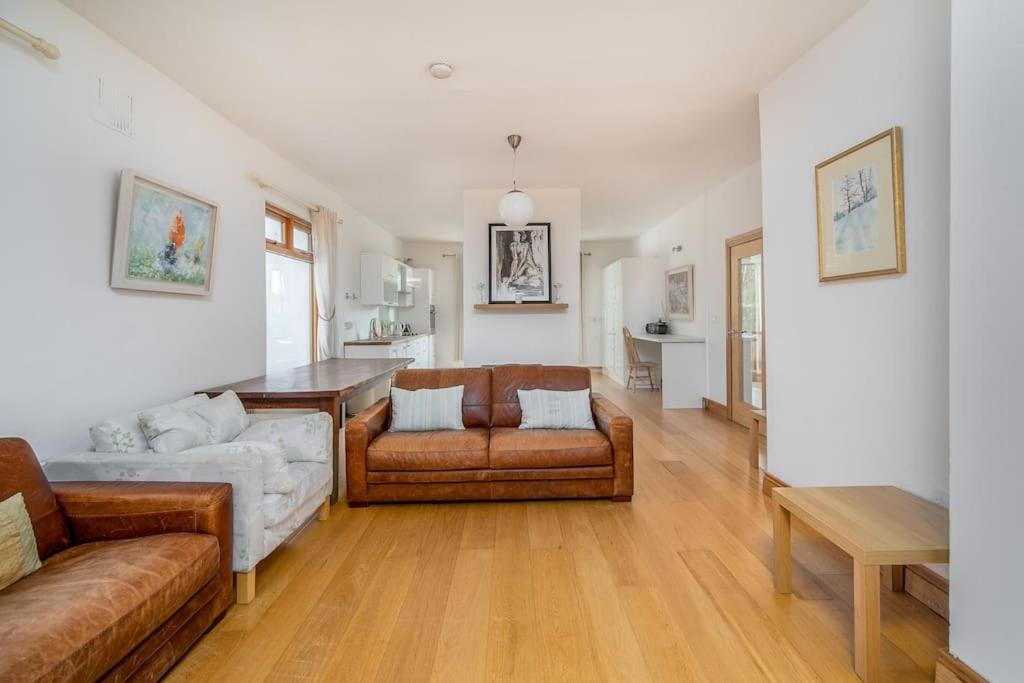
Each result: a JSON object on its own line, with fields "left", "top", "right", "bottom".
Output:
{"left": 815, "top": 127, "right": 905, "bottom": 282}
{"left": 111, "top": 170, "right": 219, "bottom": 295}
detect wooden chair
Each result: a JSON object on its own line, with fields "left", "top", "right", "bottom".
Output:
{"left": 622, "top": 328, "right": 659, "bottom": 391}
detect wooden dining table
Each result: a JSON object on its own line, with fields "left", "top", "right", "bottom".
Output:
{"left": 202, "top": 357, "right": 412, "bottom": 504}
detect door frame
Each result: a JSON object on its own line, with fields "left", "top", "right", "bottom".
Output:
{"left": 725, "top": 227, "right": 765, "bottom": 426}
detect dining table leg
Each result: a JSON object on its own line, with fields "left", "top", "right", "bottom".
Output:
{"left": 319, "top": 396, "right": 342, "bottom": 505}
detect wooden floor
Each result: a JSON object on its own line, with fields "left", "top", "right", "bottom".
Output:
{"left": 167, "top": 372, "right": 947, "bottom": 682}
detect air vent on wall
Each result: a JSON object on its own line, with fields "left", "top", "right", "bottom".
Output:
{"left": 92, "top": 76, "right": 134, "bottom": 138}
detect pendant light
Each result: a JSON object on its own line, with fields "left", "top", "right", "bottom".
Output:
{"left": 498, "top": 134, "right": 533, "bottom": 228}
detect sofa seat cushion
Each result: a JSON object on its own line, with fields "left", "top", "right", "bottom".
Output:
{"left": 0, "top": 533, "right": 218, "bottom": 683}
{"left": 263, "top": 461, "right": 332, "bottom": 528}
{"left": 367, "top": 429, "right": 490, "bottom": 471}
{"left": 489, "top": 428, "right": 612, "bottom": 469}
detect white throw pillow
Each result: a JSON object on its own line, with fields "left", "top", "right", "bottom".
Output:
{"left": 90, "top": 394, "right": 207, "bottom": 454}
{"left": 234, "top": 413, "right": 331, "bottom": 463}
{"left": 89, "top": 410, "right": 150, "bottom": 454}
{"left": 193, "top": 391, "right": 250, "bottom": 444}
{"left": 138, "top": 394, "right": 212, "bottom": 454}
{"left": 389, "top": 385, "right": 465, "bottom": 432}
{"left": 182, "top": 441, "right": 294, "bottom": 494}
{"left": 518, "top": 388, "right": 596, "bottom": 430}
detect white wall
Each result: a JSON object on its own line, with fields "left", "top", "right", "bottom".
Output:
{"left": 462, "top": 189, "right": 581, "bottom": 367}
{"left": 401, "top": 241, "right": 463, "bottom": 367}
{"left": 948, "top": 0, "right": 1024, "bottom": 678}
{"left": 759, "top": 0, "right": 951, "bottom": 505}
{"left": 580, "top": 241, "right": 635, "bottom": 366}
{"left": 631, "top": 162, "right": 763, "bottom": 403}
{"left": 0, "top": 0, "right": 397, "bottom": 457}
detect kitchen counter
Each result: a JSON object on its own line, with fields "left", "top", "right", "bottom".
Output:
{"left": 344, "top": 332, "right": 433, "bottom": 346}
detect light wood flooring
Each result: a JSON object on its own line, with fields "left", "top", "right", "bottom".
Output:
{"left": 167, "top": 372, "right": 947, "bottom": 682}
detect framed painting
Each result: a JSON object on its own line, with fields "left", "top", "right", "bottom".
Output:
{"left": 111, "top": 170, "right": 219, "bottom": 295}
{"left": 488, "top": 222, "right": 552, "bottom": 303}
{"left": 666, "top": 264, "right": 694, "bottom": 321}
{"left": 815, "top": 127, "right": 905, "bottom": 282}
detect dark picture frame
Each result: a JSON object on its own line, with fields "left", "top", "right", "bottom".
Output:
{"left": 488, "top": 222, "right": 552, "bottom": 303}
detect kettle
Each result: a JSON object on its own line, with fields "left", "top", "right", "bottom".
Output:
{"left": 645, "top": 321, "right": 669, "bottom": 334}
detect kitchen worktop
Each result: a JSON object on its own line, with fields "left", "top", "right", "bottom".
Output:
{"left": 344, "top": 332, "right": 433, "bottom": 346}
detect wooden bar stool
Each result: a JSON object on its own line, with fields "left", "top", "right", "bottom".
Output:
{"left": 622, "top": 328, "right": 659, "bottom": 391}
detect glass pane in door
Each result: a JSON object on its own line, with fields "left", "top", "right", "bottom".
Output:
{"left": 266, "top": 251, "right": 312, "bottom": 373}
{"left": 739, "top": 253, "right": 763, "bottom": 408}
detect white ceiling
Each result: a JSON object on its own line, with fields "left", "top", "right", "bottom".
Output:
{"left": 64, "top": 0, "right": 866, "bottom": 241}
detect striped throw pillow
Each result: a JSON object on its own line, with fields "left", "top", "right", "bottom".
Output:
{"left": 389, "top": 385, "right": 466, "bottom": 432}
{"left": 0, "top": 493, "right": 42, "bottom": 591}
{"left": 518, "top": 388, "right": 596, "bottom": 430}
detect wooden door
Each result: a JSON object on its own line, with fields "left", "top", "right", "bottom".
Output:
{"left": 727, "top": 230, "right": 765, "bottom": 427}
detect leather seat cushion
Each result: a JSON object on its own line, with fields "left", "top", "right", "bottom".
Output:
{"left": 367, "top": 428, "right": 490, "bottom": 471}
{"left": 0, "top": 533, "right": 218, "bottom": 683}
{"left": 489, "top": 428, "right": 612, "bottom": 469}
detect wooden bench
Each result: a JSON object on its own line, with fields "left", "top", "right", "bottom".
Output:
{"left": 748, "top": 409, "right": 766, "bottom": 468}
{"left": 772, "top": 486, "right": 949, "bottom": 682}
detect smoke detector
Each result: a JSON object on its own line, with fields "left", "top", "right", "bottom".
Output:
{"left": 428, "top": 62, "right": 454, "bottom": 79}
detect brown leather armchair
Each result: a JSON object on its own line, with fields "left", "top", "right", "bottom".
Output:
{"left": 346, "top": 365, "right": 634, "bottom": 505}
{"left": 0, "top": 437, "right": 232, "bottom": 683}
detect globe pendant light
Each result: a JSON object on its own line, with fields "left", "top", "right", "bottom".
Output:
{"left": 498, "top": 134, "right": 533, "bottom": 228}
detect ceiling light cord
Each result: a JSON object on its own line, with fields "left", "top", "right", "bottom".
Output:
{"left": 507, "top": 134, "right": 522, "bottom": 192}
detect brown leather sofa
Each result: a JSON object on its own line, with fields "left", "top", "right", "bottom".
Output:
{"left": 346, "top": 365, "right": 633, "bottom": 506}
{"left": 0, "top": 437, "right": 233, "bottom": 683}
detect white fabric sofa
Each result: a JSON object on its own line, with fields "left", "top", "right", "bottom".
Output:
{"left": 42, "top": 393, "right": 333, "bottom": 604}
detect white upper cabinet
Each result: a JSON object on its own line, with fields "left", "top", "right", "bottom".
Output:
{"left": 361, "top": 254, "right": 416, "bottom": 307}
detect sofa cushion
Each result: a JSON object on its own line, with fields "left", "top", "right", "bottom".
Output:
{"left": 0, "top": 532, "right": 218, "bottom": 683}
{"left": 0, "top": 438, "right": 70, "bottom": 560}
{"left": 236, "top": 413, "right": 332, "bottom": 463}
{"left": 138, "top": 395, "right": 213, "bottom": 454}
{"left": 489, "top": 428, "right": 612, "bottom": 469}
{"left": 389, "top": 385, "right": 466, "bottom": 432}
{"left": 392, "top": 368, "right": 492, "bottom": 428}
{"left": 491, "top": 365, "right": 593, "bottom": 428}
{"left": 192, "top": 390, "right": 250, "bottom": 443}
{"left": 92, "top": 394, "right": 209, "bottom": 454}
{"left": 263, "top": 461, "right": 331, "bottom": 528}
{"left": 518, "top": 388, "right": 597, "bottom": 430}
{"left": 367, "top": 428, "right": 490, "bottom": 471}
{"left": 0, "top": 493, "right": 42, "bottom": 591}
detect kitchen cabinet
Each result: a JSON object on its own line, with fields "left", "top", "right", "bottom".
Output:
{"left": 361, "top": 253, "right": 416, "bottom": 307}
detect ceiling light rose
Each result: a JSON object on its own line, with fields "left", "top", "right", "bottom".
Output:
{"left": 428, "top": 62, "right": 453, "bottom": 79}
{"left": 498, "top": 134, "right": 533, "bottom": 228}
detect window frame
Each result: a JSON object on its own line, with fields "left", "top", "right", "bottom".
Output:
{"left": 265, "top": 204, "right": 317, "bottom": 364}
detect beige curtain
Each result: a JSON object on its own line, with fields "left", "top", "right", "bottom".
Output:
{"left": 311, "top": 206, "right": 338, "bottom": 359}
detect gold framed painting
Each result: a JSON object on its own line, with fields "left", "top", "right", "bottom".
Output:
{"left": 815, "top": 127, "right": 905, "bottom": 282}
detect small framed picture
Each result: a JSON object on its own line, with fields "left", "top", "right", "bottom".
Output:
{"left": 666, "top": 264, "right": 694, "bottom": 321}
{"left": 815, "top": 127, "right": 906, "bottom": 282}
{"left": 111, "top": 170, "right": 219, "bottom": 295}
{"left": 488, "top": 222, "right": 552, "bottom": 303}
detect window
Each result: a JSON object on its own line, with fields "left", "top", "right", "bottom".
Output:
{"left": 265, "top": 206, "right": 316, "bottom": 373}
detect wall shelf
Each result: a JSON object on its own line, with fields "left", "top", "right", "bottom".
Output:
{"left": 473, "top": 303, "right": 569, "bottom": 312}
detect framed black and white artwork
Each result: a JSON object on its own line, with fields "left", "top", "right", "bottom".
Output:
{"left": 488, "top": 223, "right": 552, "bottom": 303}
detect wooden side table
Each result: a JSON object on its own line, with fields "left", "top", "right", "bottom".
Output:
{"left": 749, "top": 409, "right": 766, "bottom": 468}
{"left": 772, "top": 486, "right": 949, "bottom": 682}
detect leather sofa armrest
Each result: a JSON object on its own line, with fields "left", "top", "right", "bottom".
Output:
{"left": 52, "top": 481, "right": 234, "bottom": 607}
{"left": 344, "top": 398, "right": 390, "bottom": 506}
{"left": 591, "top": 393, "right": 634, "bottom": 499}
